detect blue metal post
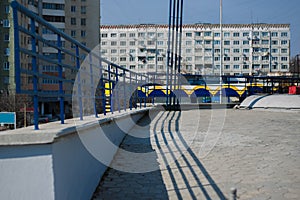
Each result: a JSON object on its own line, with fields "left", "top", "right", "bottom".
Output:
{"left": 76, "top": 45, "right": 83, "bottom": 120}
{"left": 89, "top": 54, "right": 98, "bottom": 118}
{"left": 99, "top": 59, "right": 106, "bottom": 115}
{"left": 123, "top": 69, "right": 126, "bottom": 111}
{"left": 108, "top": 65, "right": 113, "bottom": 114}
{"left": 129, "top": 72, "right": 132, "bottom": 110}
{"left": 57, "top": 35, "right": 65, "bottom": 124}
{"left": 30, "top": 18, "right": 39, "bottom": 130}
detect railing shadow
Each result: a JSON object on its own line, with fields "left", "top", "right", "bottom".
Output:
{"left": 153, "top": 110, "right": 227, "bottom": 199}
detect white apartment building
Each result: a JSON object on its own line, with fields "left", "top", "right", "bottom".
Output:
{"left": 100, "top": 23, "right": 290, "bottom": 76}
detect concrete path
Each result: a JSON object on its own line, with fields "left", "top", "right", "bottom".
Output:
{"left": 93, "top": 108, "right": 300, "bottom": 199}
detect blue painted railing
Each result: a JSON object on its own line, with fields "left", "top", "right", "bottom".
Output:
{"left": 11, "top": 1, "right": 149, "bottom": 130}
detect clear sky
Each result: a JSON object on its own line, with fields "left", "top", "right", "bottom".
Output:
{"left": 101, "top": 0, "right": 300, "bottom": 57}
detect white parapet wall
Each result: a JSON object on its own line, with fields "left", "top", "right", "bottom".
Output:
{"left": 0, "top": 108, "right": 149, "bottom": 200}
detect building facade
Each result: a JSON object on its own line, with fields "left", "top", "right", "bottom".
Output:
{"left": 100, "top": 23, "right": 290, "bottom": 76}
{"left": 0, "top": 0, "right": 99, "bottom": 115}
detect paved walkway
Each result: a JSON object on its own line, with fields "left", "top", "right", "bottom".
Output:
{"left": 93, "top": 108, "right": 300, "bottom": 199}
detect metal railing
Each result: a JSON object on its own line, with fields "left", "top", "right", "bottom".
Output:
{"left": 11, "top": 1, "right": 149, "bottom": 130}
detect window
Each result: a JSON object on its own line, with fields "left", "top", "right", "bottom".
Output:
{"left": 262, "top": 56, "right": 269, "bottom": 61}
{"left": 157, "top": 41, "right": 164, "bottom": 46}
{"left": 233, "top": 65, "right": 240, "bottom": 69}
{"left": 138, "top": 32, "right": 145, "bottom": 37}
{"left": 214, "top": 32, "right": 220, "bottom": 37}
{"left": 233, "top": 41, "right": 239, "bottom": 45}
{"left": 281, "top": 57, "right": 288, "bottom": 61}
{"left": 120, "top": 49, "right": 126, "bottom": 54}
{"left": 224, "top": 48, "right": 230, "bottom": 54}
{"left": 3, "top": 62, "right": 9, "bottom": 70}
{"left": 3, "top": 19, "right": 10, "bottom": 27}
{"left": 224, "top": 65, "right": 230, "bottom": 69}
{"left": 111, "top": 49, "right": 117, "bottom": 54}
{"left": 261, "top": 40, "right": 269, "bottom": 45}
{"left": 101, "top": 41, "right": 107, "bottom": 46}
{"left": 224, "top": 41, "right": 230, "bottom": 45}
{"left": 281, "top": 40, "right": 288, "bottom": 45}
{"left": 233, "top": 49, "right": 239, "bottom": 53}
{"left": 157, "top": 33, "right": 164, "bottom": 37}
{"left": 253, "top": 56, "right": 259, "bottom": 61}
{"left": 4, "top": 77, "right": 9, "bottom": 84}
{"left": 129, "top": 33, "right": 135, "bottom": 37}
{"left": 186, "top": 41, "right": 192, "bottom": 46}
{"left": 243, "top": 40, "right": 249, "bottom": 45}
{"left": 272, "top": 57, "right": 278, "bottom": 61}
{"left": 71, "top": 30, "right": 76, "bottom": 37}
{"left": 111, "top": 41, "right": 117, "bottom": 46}
{"left": 186, "top": 57, "right": 192, "bottom": 61}
{"left": 214, "top": 49, "right": 220, "bottom": 53}
{"left": 233, "top": 32, "right": 239, "bottom": 37}
{"left": 120, "top": 33, "right": 126, "bottom": 37}
{"left": 224, "top": 32, "right": 230, "bottom": 37}
{"left": 195, "top": 40, "right": 202, "bottom": 45}
{"left": 129, "top": 41, "right": 135, "bottom": 46}
{"left": 262, "top": 32, "right": 269, "bottom": 37}
{"left": 81, "top": 18, "right": 86, "bottom": 26}
{"left": 243, "top": 32, "right": 249, "bottom": 37}
{"left": 186, "top": 49, "right": 192, "bottom": 53}
{"left": 204, "top": 32, "right": 211, "bottom": 37}
{"left": 243, "top": 49, "right": 249, "bottom": 53}
{"left": 271, "top": 32, "right": 278, "bottom": 37}
{"left": 4, "top": 48, "right": 10, "bottom": 56}
{"left": 71, "top": 5, "right": 76, "bottom": 12}
{"left": 111, "top": 33, "right": 117, "bottom": 37}
{"left": 101, "top": 33, "right": 108, "bottom": 38}
{"left": 81, "top": 6, "right": 86, "bottom": 14}
{"left": 204, "top": 40, "right": 211, "bottom": 45}
{"left": 81, "top": 30, "right": 86, "bottom": 37}
{"left": 281, "top": 49, "right": 288, "bottom": 53}
{"left": 224, "top": 57, "right": 230, "bottom": 61}
{"left": 120, "top": 41, "right": 126, "bottom": 46}
{"left": 234, "top": 57, "right": 240, "bottom": 61}
{"left": 261, "top": 48, "right": 269, "bottom": 52}
{"left": 186, "top": 32, "right": 192, "bottom": 37}
{"left": 5, "top": 5, "right": 10, "bottom": 13}
{"left": 4, "top": 34, "right": 9, "bottom": 41}
{"left": 195, "top": 32, "right": 201, "bottom": 37}
{"left": 243, "top": 65, "right": 249, "bottom": 69}
{"left": 129, "top": 56, "right": 135, "bottom": 62}
{"left": 130, "top": 65, "right": 136, "bottom": 69}
{"left": 272, "top": 49, "right": 278, "bottom": 53}
{"left": 212, "top": 40, "right": 219, "bottom": 45}
{"left": 214, "top": 57, "right": 220, "bottom": 61}
{"left": 120, "top": 57, "right": 126, "bottom": 62}
{"left": 253, "top": 31, "right": 259, "bottom": 36}
{"left": 71, "top": 18, "right": 76, "bottom": 25}
{"left": 129, "top": 49, "right": 136, "bottom": 53}
{"left": 272, "top": 40, "right": 278, "bottom": 45}
{"left": 262, "top": 64, "right": 269, "bottom": 69}
{"left": 281, "top": 65, "right": 288, "bottom": 69}
{"left": 281, "top": 32, "right": 288, "bottom": 37}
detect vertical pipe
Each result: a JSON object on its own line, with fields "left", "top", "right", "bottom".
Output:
{"left": 116, "top": 67, "right": 120, "bottom": 112}
{"left": 166, "top": 0, "right": 173, "bottom": 106}
{"left": 76, "top": 45, "right": 83, "bottom": 120}
{"left": 30, "top": 18, "right": 39, "bottom": 130}
{"left": 219, "top": 0, "right": 223, "bottom": 104}
{"left": 57, "top": 35, "right": 65, "bottom": 124}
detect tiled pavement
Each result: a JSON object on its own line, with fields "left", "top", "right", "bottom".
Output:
{"left": 93, "top": 108, "right": 300, "bottom": 200}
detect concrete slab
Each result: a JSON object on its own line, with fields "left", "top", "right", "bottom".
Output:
{"left": 240, "top": 94, "right": 300, "bottom": 109}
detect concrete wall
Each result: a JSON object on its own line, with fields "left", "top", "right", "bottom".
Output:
{"left": 0, "top": 109, "right": 148, "bottom": 200}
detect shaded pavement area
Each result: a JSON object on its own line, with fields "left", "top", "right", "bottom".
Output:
{"left": 93, "top": 108, "right": 300, "bottom": 199}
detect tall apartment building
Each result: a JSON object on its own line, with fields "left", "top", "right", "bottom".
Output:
{"left": 0, "top": 0, "right": 99, "bottom": 114}
{"left": 100, "top": 23, "right": 290, "bottom": 76}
